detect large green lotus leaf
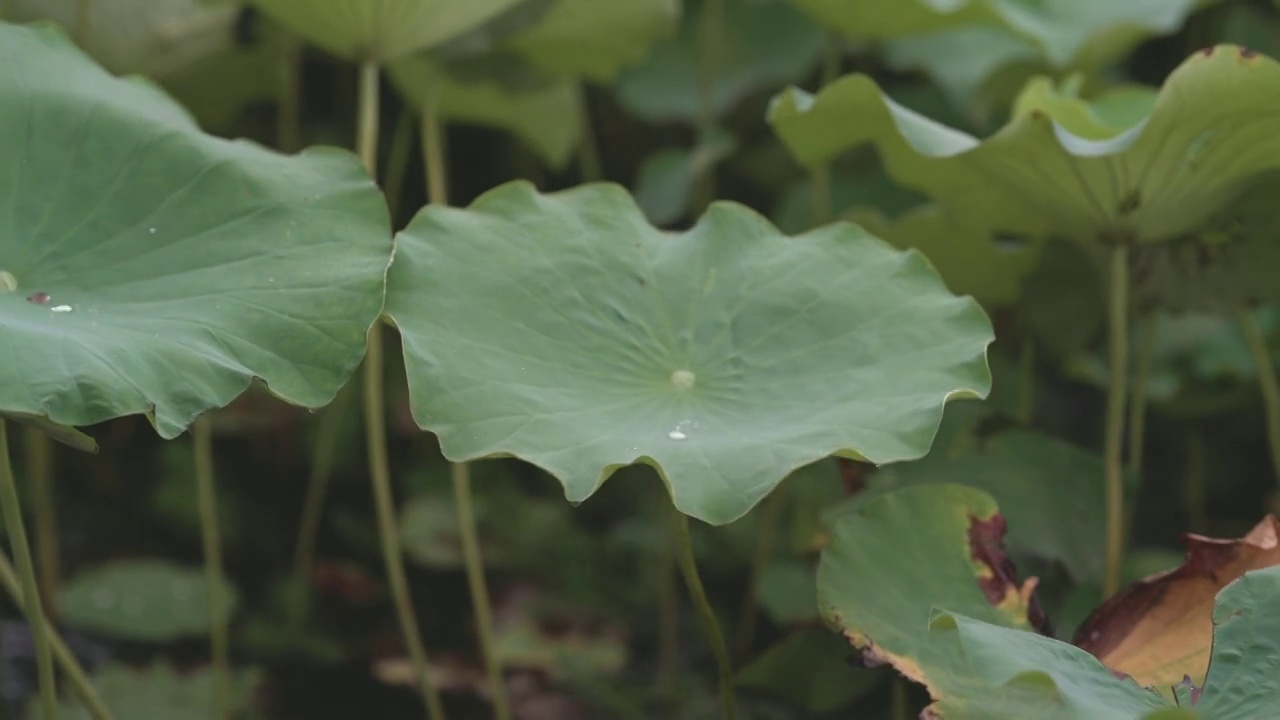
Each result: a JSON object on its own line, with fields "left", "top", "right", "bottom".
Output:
{"left": 387, "top": 54, "right": 582, "bottom": 169}
{"left": 501, "top": 0, "right": 679, "bottom": 81}
{"left": 1011, "top": 77, "right": 1157, "bottom": 141}
{"left": 616, "top": 0, "right": 825, "bottom": 124}
{"left": 769, "top": 45, "right": 1280, "bottom": 245}
{"left": 250, "top": 0, "right": 526, "bottom": 61}
{"left": 820, "top": 483, "right": 1169, "bottom": 718}
{"left": 924, "top": 612, "right": 1172, "bottom": 719}
{"left": 28, "top": 662, "right": 261, "bottom": 720}
{"left": 0, "top": 22, "right": 389, "bottom": 438}
{"left": 853, "top": 204, "right": 1041, "bottom": 308}
{"left": 386, "top": 181, "right": 992, "bottom": 524}
{"left": 877, "top": 3, "right": 1204, "bottom": 121}
{"left": 880, "top": 26, "right": 1041, "bottom": 124}
{"left": 793, "top": 0, "right": 1211, "bottom": 66}
{"left": 59, "top": 559, "right": 238, "bottom": 642}
{"left": 818, "top": 484, "right": 1044, "bottom": 686}
{"left": 789, "top": 0, "right": 989, "bottom": 41}
{"left": 1195, "top": 565, "right": 1280, "bottom": 717}
{"left": 833, "top": 414, "right": 1108, "bottom": 584}
{"left": 8, "top": 0, "right": 239, "bottom": 77}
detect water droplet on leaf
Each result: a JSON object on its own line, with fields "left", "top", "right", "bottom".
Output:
{"left": 50, "top": 305, "right": 73, "bottom": 313}
{"left": 148, "top": 227, "right": 156, "bottom": 234}
{"left": 668, "top": 430, "right": 687, "bottom": 440}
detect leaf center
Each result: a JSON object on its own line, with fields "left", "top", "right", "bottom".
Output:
{"left": 670, "top": 369, "right": 696, "bottom": 391}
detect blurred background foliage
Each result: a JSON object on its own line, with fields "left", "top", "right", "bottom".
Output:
{"left": 6, "top": 0, "right": 1280, "bottom": 718}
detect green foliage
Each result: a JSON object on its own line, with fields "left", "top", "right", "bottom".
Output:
{"left": 5, "top": 1, "right": 1280, "bottom": 718}
{"left": 59, "top": 560, "right": 239, "bottom": 642}
{"left": 0, "top": 21, "right": 390, "bottom": 438}
{"left": 385, "top": 180, "right": 992, "bottom": 524}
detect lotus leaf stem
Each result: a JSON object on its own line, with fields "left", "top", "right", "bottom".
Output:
{"left": 0, "top": 547, "right": 113, "bottom": 720}
{"left": 1127, "top": 317, "right": 1156, "bottom": 478}
{"left": 692, "top": 0, "right": 725, "bottom": 215}
{"left": 192, "top": 416, "right": 231, "bottom": 720}
{"left": 0, "top": 420, "right": 59, "bottom": 720}
{"left": 419, "top": 86, "right": 511, "bottom": 720}
{"left": 673, "top": 510, "right": 738, "bottom": 720}
{"left": 277, "top": 33, "right": 302, "bottom": 153}
{"left": 1240, "top": 309, "right": 1280, "bottom": 491}
{"left": 892, "top": 677, "right": 909, "bottom": 720}
{"left": 73, "top": 0, "right": 91, "bottom": 48}
{"left": 1017, "top": 337, "right": 1036, "bottom": 424}
{"left": 657, "top": 516, "right": 680, "bottom": 692}
{"left": 734, "top": 489, "right": 782, "bottom": 664}
{"left": 358, "top": 59, "right": 447, "bottom": 720}
{"left": 421, "top": 87, "right": 447, "bottom": 206}
{"left": 288, "top": 382, "right": 354, "bottom": 629}
{"left": 25, "top": 428, "right": 59, "bottom": 619}
{"left": 1102, "top": 245, "right": 1131, "bottom": 598}
{"left": 384, "top": 109, "right": 415, "bottom": 218}
{"left": 577, "top": 86, "right": 603, "bottom": 183}
{"left": 451, "top": 462, "right": 512, "bottom": 720}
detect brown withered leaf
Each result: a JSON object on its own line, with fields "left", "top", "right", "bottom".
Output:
{"left": 1072, "top": 515, "right": 1280, "bottom": 689}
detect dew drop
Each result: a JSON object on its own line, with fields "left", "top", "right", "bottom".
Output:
{"left": 670, "top": 369, "right": 696, "bottom": 391}
{"left": 148, "top": 227, "right": 156, "bottom": 234}
{"left": 92, "top": 587, "right": 116, "bottom": 609}
{"left": 0, "top": 271, "right": 15, "bottom": 293}
{"left": 50, "top": 304, "right": 73, "bottom": 313}
{"left": 27, "top": 292, "right": 50, "bottom": 304}
{"left": 667, "top": 419, "right": 695, "bottom": 441}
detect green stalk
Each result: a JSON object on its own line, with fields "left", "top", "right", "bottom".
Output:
{"left": 892, "top": 677, "right": 909, "bottom": 720}
{"left": 277, "top": 33, "right": 302, "bottom": 153}
{"left": 808, "top": 35, "right": 840, "bottom": 230}
{"left": 1017, "top": 337, "right": 1036, "bottom": 424}
{"left": 1240, "top": 309, "right": 1280, "bottom": 489}
{"left": 74, "top": 0, "right": 91, "bottom": 48}
{"left": 0, "top": 420, "right": 59, "bottom": 720}
{"left": 383, "top": 109, "right": 415, "bottom": 219}
{"left": 691, "top": 0, "right": 725, "bottom": 215}
{"left": 420, "top": 87, "right": 511, "bottom": 720}
{"left": 25, "top": 428, "right": 59, "bottom": 619}
{"left": 420, "top": 86, "right": 447, "bottom": 206}
{"left": 192, "top": 417, "right": 231, "bottom": 720}
{"left": 288, "top": 383, "right": 354, "bottom": 628}
{"left": 673, "top": 511, "right": 738, "bottom": 720}
{"left": 0, "top": 549, "right": 113, "bottom": 720}
{"left": 451, "top": 463, "right": 511, "bottom": 720}
{"left": 289, "top": 106, "right": 413, "bottom": 629}
{"left": 358, "top": 59, "right": 447, "bottom": 720}
{"left": 576, "top": 86, "right": 603, "bottom": 183}
{"left": 1102, "top": 245, "right": 1130, "bottom": 599}
{"left": 656, "top": 518, "right": 680, "bottom": 694}
{"left": 1126, "top": 317, "right": 1156, "bottom": 479}
{"left": 733, "top": 491, "right": 781, "bottom": 665}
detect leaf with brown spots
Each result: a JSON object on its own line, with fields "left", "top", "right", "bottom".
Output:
{"left": 819, "top": 483, "right": 1169, "bottom": 719}
{"left": 818, "top": 484, "right": 1046, "bottom": 691}
{"left": 1073, "top": 516, "right": 1280, "bottom": 691}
